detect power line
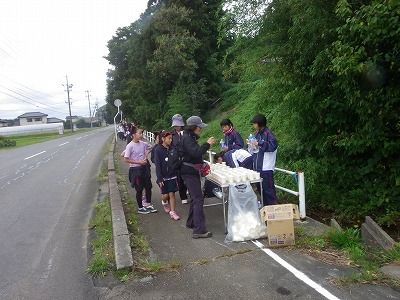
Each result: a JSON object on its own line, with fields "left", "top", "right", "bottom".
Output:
{"left": 0, "top": 74, "right": 65, "bottom": 99}
{"left": 0, "top": 90, "right": 65, "bottom": 115}
{"left": 0, "top": 84, "right": 65, "bottom": 113}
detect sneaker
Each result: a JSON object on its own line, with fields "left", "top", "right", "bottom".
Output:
{"left": 138, "top": 207, "right": 150, "bottom": 214}
{"left": 192, "top": 231, "right": 212, "bottom": 239}
{"left": 145, "top": 205, "right": 157, "bottom": 213}
{"left": 213, "top": 188, "right": 223, "bottom": 199}
{"left": 181, "top": 199, "right": 188, "bottom": 204}
{"left": 169, "top": 211, "right": 180, "bottom": 221}
{"left": 162, "top": 203, "right": 171, "bottom": 213}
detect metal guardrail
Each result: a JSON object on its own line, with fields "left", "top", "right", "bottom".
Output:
{"left": 143, "top": 130, "right": 306, "bottom": 219}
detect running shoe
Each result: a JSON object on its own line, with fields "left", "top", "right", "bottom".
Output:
{"left": 169, "top": 211, "right": 180, "bottom": 221}
{"left": 163, "top": 203, "right": 171, "bottom": 213}
{"left": 213, "top": 188, "right": 223, "bottom": 199}
{"left": 137, "top": 207, "right": 150, "bottom": 214}
{"left": 145, "top": 205, "right": 157, "bottom": 213}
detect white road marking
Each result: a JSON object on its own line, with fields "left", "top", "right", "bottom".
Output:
{"left": 24, "top": 151, "right": 46, "bottom": 160}
{"left": 252, "top": 240, "right": 341, "bottom": 300}
{"left": 75, "top": 136, "right": 82, "bottom": 140}
{"left": 58, "top": 142, "right": 69, "bottom": 146}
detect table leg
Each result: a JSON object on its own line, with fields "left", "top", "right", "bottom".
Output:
{"left": 222, "top": 186, "right": 228, "bottom": 234}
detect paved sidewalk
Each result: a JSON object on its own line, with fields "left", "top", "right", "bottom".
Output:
{"left": 97, "top": 139, "right": 400, "bottom": 300}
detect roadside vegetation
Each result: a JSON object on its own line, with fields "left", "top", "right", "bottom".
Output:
{"left": 295, "top": 227, "right": 400, "bottom": 287}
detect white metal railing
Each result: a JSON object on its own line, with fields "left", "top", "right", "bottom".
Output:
{"left": 143, "top": 130, "right": 155, "bottom": 143}
{"left": 143, "top": 130, "right": 306, "bottom": 219}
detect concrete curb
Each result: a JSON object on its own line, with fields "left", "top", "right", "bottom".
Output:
{"left": 361, "top": 216, "right": 396, "bottom": 251}
{"left": 108, "top": 139, "right": 133, "bottom": 270}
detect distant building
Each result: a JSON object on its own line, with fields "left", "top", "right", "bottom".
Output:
{"left": 18, "top": 112, "right": 48, "bottom": 126}
{"left": 47, "top": 117, "right": 64, "bottom": 124}
{"left": 65, "top": 115, "right": 79, "bottom": 123}
{"left": 0, "top": 119, "right": 8, "bottom": 127}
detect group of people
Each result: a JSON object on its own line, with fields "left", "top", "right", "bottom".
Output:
{"left": 121, "top": 113, "right": 278, "bottom": 239}
{"left": 213, "top": 115, "right": 278, "bottom": 208}
{"left": 117, "top": 121, "right": 139, "bottom": 143}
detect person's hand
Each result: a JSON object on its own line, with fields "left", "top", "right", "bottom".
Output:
{"left": 221, "top": 146, "right": 228, "bottom": 152}
{"left": 207, "top": 137, "right": 216, "bottom": 145}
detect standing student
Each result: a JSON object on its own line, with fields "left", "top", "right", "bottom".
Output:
{"left": 171, "top": 114, "right": 189, "bottom": 204}
{"left": 220, "top": 118, "right": 244, "bottom": 152}
{"left": 150, "top": 131, "right": 161, "bottom": 164}
{"left": 250, "top": 114, "right": 278, "bottom": 206}
{"left": 117, "top": 122, "right": 125, "bottom": 140}
{"left": 124, "top": 126, "right": 157, "bottom": 214}
{"left": 180, "top": 116, "right": 216, "bottom": 238}
{"left": 154, "top": 130, "right": 180, "bottom": 220}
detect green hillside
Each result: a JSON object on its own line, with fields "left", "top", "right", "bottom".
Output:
{"left": 104, "top": 0, "right": 400, "bottom": 226}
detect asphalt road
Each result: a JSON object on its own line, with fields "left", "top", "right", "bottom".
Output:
{"left": 0, "top": 127, "right": 113, "bottom": 300}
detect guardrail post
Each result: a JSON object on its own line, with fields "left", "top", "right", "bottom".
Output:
{"left": 298, "top": 171, "right": 306, "bottom": 220}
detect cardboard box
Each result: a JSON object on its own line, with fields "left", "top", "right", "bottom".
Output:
{"left": 260, "top": 204, "right": 300, "bottom": 221}
{"left": 266, "top": 218, "right": 295, "bottom": 247}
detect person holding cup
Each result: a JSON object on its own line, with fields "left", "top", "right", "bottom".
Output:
{"left": 180, "top": 116, "right": 216, "bottom": 239}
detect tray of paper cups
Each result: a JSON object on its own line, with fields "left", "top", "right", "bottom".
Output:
{"left": 207, "top": 163, "right": 260, "bottom": 184}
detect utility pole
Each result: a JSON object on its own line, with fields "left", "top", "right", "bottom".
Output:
{"left": 85, "top": 90, "right": 92, "bottom": 128}
{"left": 63, "top": 76, "right": 73, "bottom": 133}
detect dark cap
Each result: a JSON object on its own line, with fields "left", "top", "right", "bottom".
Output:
{"left": 186, "top": 116, "right": 207, "bottom": 128}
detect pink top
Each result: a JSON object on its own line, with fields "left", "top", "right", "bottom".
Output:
{"left": 124, "top": 140, "right": 152, "bottom": 168}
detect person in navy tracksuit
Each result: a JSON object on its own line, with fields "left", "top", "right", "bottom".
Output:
{"left": 249, "top": 114, "right": 278, "bottom": 206}
{"left": 220, "top": 119, "right": 244, "bottom": 152}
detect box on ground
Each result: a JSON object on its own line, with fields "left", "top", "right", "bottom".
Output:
{"left": 259, "top": 204, "right": 298, "bottom": 247}
{"left": 260, "top": 204, "right": 300, "bottom": 221}
{"left": 266, "top": 218, "right": 295, "bottom": 247}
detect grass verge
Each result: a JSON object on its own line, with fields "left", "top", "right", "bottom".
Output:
{"left": 295, "top": 227, "right": 400, "bottom": 287}
{"left": 87, "top": 199, "right": 115, "bottom": 276}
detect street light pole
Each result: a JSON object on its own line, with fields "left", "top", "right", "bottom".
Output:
{"left": 85, "top": 90, "right": 92, "bottom": 128}
{"left": 63, "top": 75, "right": 73, "bottom": 133}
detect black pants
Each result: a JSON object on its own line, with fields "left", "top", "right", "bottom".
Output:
{"left": 129, "top": 166, "right": 153, "bottom": 208}
{"left": 178, "top": 173, "right": 188, "bottom": 200}
{"left": 182, "top": 174, "right": 207, "bottom": 234}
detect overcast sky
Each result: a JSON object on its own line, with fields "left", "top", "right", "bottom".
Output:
{"left": 0, "top": 0, "right": 148, "bottom": 120}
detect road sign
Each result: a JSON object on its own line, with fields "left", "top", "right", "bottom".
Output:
{"left": 114, "top": 99, "right": 122, "bottom": 107}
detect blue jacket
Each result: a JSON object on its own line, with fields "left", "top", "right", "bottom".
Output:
{"left": 252, "top": 126, "right": 278, "bottom": 172}
{"left": 224, "top": 129, "right": 244, "bottom": 151}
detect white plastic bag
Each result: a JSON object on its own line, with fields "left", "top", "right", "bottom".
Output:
{"left": 225, "top": 182, "right": 267, "bottom": 243}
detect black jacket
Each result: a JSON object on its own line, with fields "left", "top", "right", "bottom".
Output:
{"left": 180, "top": 130, "right": 210, "bottom": 175}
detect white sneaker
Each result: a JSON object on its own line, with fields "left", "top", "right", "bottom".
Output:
{"left": 181, "top": 199, "right": 188, "bottom": 204}
{"left": 213, "top": 188, "right": 223, "bottom": 199}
